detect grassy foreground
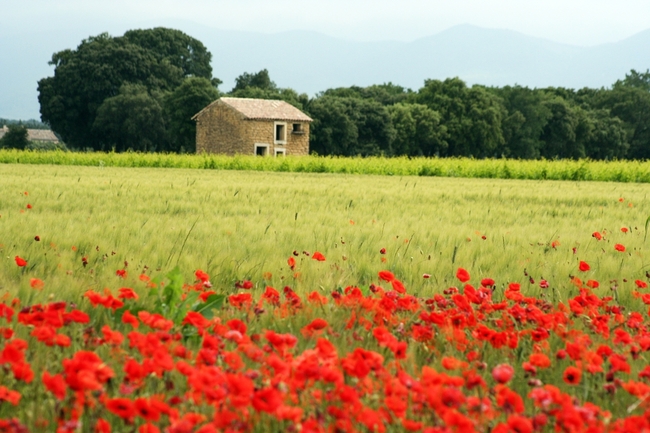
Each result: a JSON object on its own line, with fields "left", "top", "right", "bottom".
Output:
{"left": 1, "top": 164, "right": 650, "bottom": 431}
{"left": 3, "top": 149, "right": 650, "bottom": 182}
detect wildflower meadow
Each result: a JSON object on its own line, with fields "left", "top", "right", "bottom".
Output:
{"left": 2, "top": 162, "right": 650, "bottom": 432}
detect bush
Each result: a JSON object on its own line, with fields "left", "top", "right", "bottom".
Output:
{"left": 26, "top": 140, "right": 68, "bottom": 152}
{"left": 0, "top": 124, "right": 29, "bottom": 149}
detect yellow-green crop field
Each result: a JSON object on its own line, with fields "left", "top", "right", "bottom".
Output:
{"left": 1, "top": 163, "right": 648, "bottom": 301}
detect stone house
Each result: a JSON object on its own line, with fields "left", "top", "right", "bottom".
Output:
{"left": 192, "top": 97, "right": 312, "bottom": 156}
{"left": 0, "top": 125, "right": 59, "bottom": 142}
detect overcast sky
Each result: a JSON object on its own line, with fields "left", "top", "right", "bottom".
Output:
{"left": 3, "top": 0, "right": 650, "bottom": 46}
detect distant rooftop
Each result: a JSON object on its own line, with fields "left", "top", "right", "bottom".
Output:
{"left": 0, "top": 125, "right": 59, "bottom": 142}
{"left": 193, "top": 97, "right": 312, "bottom": 122}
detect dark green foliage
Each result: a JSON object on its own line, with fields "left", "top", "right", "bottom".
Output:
{"left": 38, "top": 28, "right": 216, "bottom": 151}
{"left": 92, "top": 84, "right": 167, "bottom": 152}
{"left": 232, "top": 69, "right": 276, "bottom": 92}
{"left": 308, "top": 96, "right": 395, "bottom": 156}
{"left": 165, "top": 77, "right": 220, "bottom": 153}
{"left": 417, "top": 78, "right": 505, "bottom": 157}
{"left": 228, "top": 69, "right": 309, "bottom": 110}
{"left": 491, "top": 86, "right": 552, "bottom": 159}
{"left": 0, "top": 124, "right": 29, "bottom": 149}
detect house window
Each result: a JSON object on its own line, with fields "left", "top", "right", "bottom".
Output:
{"left": 292, "top": 123, "right": 304, "bottom": 134}
{"left": 274, "top": 122, "right": 287, "bottom": 144}
{"left": 254, "top": 143, "right": 270, "bottom": 156}
{"left": 274, "top": 148, "right": 286, "bottom": 157}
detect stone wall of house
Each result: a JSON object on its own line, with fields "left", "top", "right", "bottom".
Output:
{"left": 195, "top": 102, "right": 247, "bottom": 155}
{"left": 195, "top": 102, "right": 311, "bottom": 155}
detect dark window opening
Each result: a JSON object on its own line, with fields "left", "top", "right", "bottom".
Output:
{"left": 256, "top": 146, "right": 267, "bottom": 156}
{"left": 275, "top": 124, "right": 286, "bottom": 142}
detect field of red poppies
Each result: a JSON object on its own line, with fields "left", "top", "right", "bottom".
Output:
{"left": 4, "top": 244, "right": 650, "bottom": 432}
{"left": 2, "top": 165, "right": 650, "bottom": 432}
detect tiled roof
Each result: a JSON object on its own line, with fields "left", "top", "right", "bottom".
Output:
{"left": 193, "top": 97, "right": 312, "bottom": 122}
{"left": 0, "top": 126, "right": 59, "bottom": 142}
{"left": 28, "top": 129, "right": 59, "bottom": 142}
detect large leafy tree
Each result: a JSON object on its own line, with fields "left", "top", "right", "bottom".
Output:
{"left": 308, "top": 96, "right": 395, "bottom": 156}
{"left": 387, "top": 103, "right": 447, "bottom": 156}
{"left": 491, "top": 86, "right": 552, "bottom": 159}
{"left": 38, "top": 28, "right": 215, "bottom": 151}
{"left": 229, "top": 69, "right": 308, "bottom": 110}
{"left": 417, "top": 78, "right": 505, "bottom": 157}
{"left": 165, "top": 77, "right": 220, "bottom": 153}
{"left": 92, "top": 84, "right": 166, "bottom": 152}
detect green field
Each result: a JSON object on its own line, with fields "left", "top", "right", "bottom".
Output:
{"left": 2, "top": 163, "right": 649, "bottom": 304}
{"left": 4, "top": 149, "right": 650, "bottom": 182}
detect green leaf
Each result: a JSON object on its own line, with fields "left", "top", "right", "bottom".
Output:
{"left": 645, "top": 215, "right": 650, "bottom": 242}
{"left": 193, "top": 294, "right": 225, "bottom": 320}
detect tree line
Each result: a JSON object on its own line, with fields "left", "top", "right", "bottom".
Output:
{"left": 36, "top": 27, "right": 650, "bottom": 159}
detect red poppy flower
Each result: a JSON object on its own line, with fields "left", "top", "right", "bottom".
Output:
{"left": 578, "top": 261, "right": 590, "bottom": 272}
{"left": 95, "top": 419, "right": 110, "bottom": 433}
{"left": 139, "top": 424, "right": 161, "bottom": 433}
{"left": 592, "top": 231, "right": 602, "bottom": 240}
{"left": 26, "top": 204, "right": 32, "bottom": 209}
{"left": 378, "top": 270, "right": 395, "bottom": 282}
{"left": 311, "top": 251, "right": 326, "bottom": 261}
{"left": 563, "top": 366, "right": 581, "bottom": 385}
{"left": 492, "top": 363, "right": 514, "bottom": 384}
{"left": 287, "top": 257, "right": 296, "bottom": 270}
{"left": 621, "top": 227, "right": 629, "bottom": 233}
{"left": 635, "top": 280, "right": 648, "bottom": 289}
{"left": 380, "top": 248, "right": 386, "bottom": 254}
{"left": 14, "top": 256, "right": 27, "bottom": 267}
{"left": 481, "top": 278, "right": 495, "bottom": 287}
{"left": 117, "top": 287, "right": 138, "bottom": 300}
{"left": 115, "top": 269, "right": 127, "bottom": 278}
{"left": 614, "top": 244, "right": 626, "bottom": 252}
{"left": 42, "top": 371, "right": 66, "bottom": 400}
{"left": 29, "top": 278, "right": 44, "bottom": 289}
{"left": 105, "top": 397, "right": 136, "bottom": 420}
{"left": 456, "top": 268, "right": 470, "bottom": 283}
{"left": 391, "top": 279, "right": 406, "bottom": 293}
{"left": 0, "top": 386, "right": 21, "bottom": 406}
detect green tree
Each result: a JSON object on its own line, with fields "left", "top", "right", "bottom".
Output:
{"left": 308, "top": 96, "right": 395, "bottom": 156}
{"left": 123, "top": 28, "right": 213, "bottom": 80}
{"left": 165, "top": 77, "right": 220, "bottom": 153}
{"left": 387, "top": 103, "right": 447, "bottom": 156}
{"left": 417, "top": 78, "right": 505, "bottom": 157}
{"left": 308, "top": 97, "right": 358, "bottom": 156}
{"left": 232, "top": 69, "right": 276, "bottom": 92}
{"left": 0, "top": 124, "right": 29, "bottom": 149}
{"left": 539, "top": 97, "right": 586, "bottom": 159}
{"left": 595, "top": 74, "right": 650, "bottom": 159}
{"left": 614, "top": 69, "right": 650, "bottom": 92}
{"left": 92, "top": 84, "right": 166, "bottom": 152}
{"left": 491, "top": 86, "right": 552, "bottom": 159}
{"left": 38, "top": 28, "right": 216, "bottom": 151}
{"left": 583, "top": 109, "right": 629, "bottom": 159}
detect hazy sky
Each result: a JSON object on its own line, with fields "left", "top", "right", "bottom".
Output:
{"left": 3, "top": 0, "right": 650, "bottom": 45}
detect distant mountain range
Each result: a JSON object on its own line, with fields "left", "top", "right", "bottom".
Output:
{"left": 2, "top": 22, "right": 650, "bottom": 120}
